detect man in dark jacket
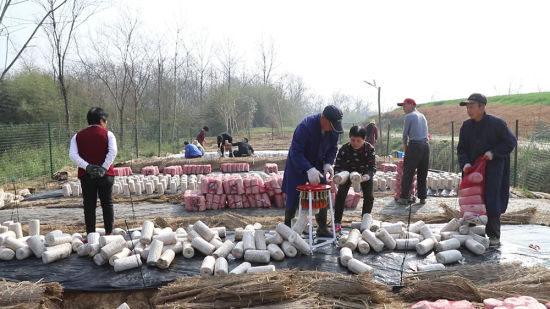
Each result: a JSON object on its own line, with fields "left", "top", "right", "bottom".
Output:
{"left": 457, "top": 93, "right": 517, "bottom": 246}
{"left": 282, "top": 105, "right": 343, "bottom": 237}
{"left": 232, "top": 138, "right": 255, "bottom": 157}
{"left": 332, "top": 125, "right": 376, "bottom": 233}
{"left": 216, "top": 132, "right": 233, "bottom": 157}
{"left": 69, "top": 107, "right": 118, "bottom": 235}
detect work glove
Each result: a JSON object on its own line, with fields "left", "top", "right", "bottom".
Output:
{"left": 482, "top": 151, "right": 493, "bottom": 161}
{"left": 361, "top": 174, "right": 371, "bottom": 183}
{"left": 86, "top": 164, "right": 106, "bottom": 179}
{"left": 350, "top": 172, "right": 362, "bottom": 192}
{"left": 307, "top": 167, "right": 322, "bottom": 185}
{"left": 462, "top": 163, "right": 472, "bottom": 175}
{"left": 323, "top": 163, "right": 334, "bottom": 180}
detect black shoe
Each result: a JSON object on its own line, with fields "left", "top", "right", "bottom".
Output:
{"left": 316, "top": 226, "right": 333, "bottom": 238}
{"left": 420, "top": 199, "right": 426, "bottom": 204}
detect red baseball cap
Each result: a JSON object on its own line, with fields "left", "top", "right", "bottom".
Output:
{"left": 397, "top": 98, "right": 416, "bottom": 106}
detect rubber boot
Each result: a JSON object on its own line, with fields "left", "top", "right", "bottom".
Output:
{"left": 315, "top": 208, "right": 332, "bottom": 238}
{"left": 284, "top": 204, "right": 297, "bottom": 227}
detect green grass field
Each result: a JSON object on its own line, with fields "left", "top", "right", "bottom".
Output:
{"left": 420, "top": 92, "right": 550, "bottom": 107}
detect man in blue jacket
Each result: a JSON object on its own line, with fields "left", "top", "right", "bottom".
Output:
{"left": 457, "top": 93, "right": 517, "bottom": 246}
{"left": 282, "top": 105, "right": 343, "bottom": 237}
{"left": 184, "top": 141, "right": 203, "bottom": 158}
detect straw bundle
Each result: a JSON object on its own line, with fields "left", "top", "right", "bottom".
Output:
{"left": 0, "top": 279, "right": 63, "bottom": 307}
{"left": 400, "top": 263, "right": 550, "bottom": 304}
{"left": 399, "top": 275, "right": 483, "bottom": 302}
{"left": 154, "top": 269, "right": 392, "bottom": 308}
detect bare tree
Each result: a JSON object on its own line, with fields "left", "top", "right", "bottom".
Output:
{"left": 79, "top": 16, "right": 138, "bottom": 148}
{"left": 39, "top": 0, "right": 96, "bottom": 133}
{"left": 193, "top": 33, "right": 211, "bottom": 102}
{"left": 218, "top": 38, "right": 239, "bottom": 91}
{"left": 258, "top": 38, "right": 277, "bottom": 84}
{"left": 0, "top": 0, "right": 68, "bottom": 81}
{"left": 127, "top": 42, "right": 151, "bottom": 158}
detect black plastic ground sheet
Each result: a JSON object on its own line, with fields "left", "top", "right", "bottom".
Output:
{"left": 0, "top": 224, "right": 548, "bottom": 292}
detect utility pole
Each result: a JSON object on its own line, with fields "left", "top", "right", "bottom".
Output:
{"left": 363, "top": 80, "right": 382, "bottom": 145}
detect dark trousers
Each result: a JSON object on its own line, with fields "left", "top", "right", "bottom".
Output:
{"left": 334, "top": 178, "right": 374, "bottom": 224}
{"left": 81, "top": 174, "right": 115, "bottom": 234}
{"left": 401, "top": 141, "right": 429, "bottom": 200}
{"left": 485, "top": 214, "right": 501, "bottom": 239}
{"left": 284, "top": 199, "right": 328, "bottom": 229}
{"left": 233, "top": 150, "right": 249, "bottom": 157}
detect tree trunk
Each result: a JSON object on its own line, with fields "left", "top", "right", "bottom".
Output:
{"left": 58, "top": 73, "right": 71, "bottom": 136}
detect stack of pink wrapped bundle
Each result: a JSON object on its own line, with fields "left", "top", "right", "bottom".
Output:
{"left": 393, "top": 159, "right": 416, "bottom": 201}
{"left": 242, "top": 175, "right": 271, "bottom": 208}
{"left": 264, "top": 163, "right": 278, "bottom": 174}
{"left": 380, "top": 163, "right": 397, "bottom": 172}
{"left": 223, "top": 175, "right": 246, "bottom": 209}
{"left": 200, "top": 175, "right": 226, "bottom": 210}
{"left": 205, "top": 194, "right": 226, "bottom": 210}
{"left": 114, "top": 167, "right": 132, "bottom": 176}
{"left": 344, "top": 187, "right": 362, "bottom": 208}
{"left": 183, "top": 190, "right": 206, "bottom": 211}
{"left": 484, "top": 296, "right": 548, "bottom": 309}
{"left": 223, "top": 175, "right": 245, "bottom": 195}
{"left": 459, "top": 186, "right": 487, "bottom": 223}
{"left": 163, "top": 165, "right": 183, "bottom": 176}
{"left": 264, "top": 174, "right": 285, "bottom": 208}
{"left": 141, "top": 165, "right": 159, "bottom": 176}
{"left": 411, "top": 299, "right": 474, "bottom": 309}
{"left": 182, "top": 164, "right": 212, "bottom": 174}
{"left": 221, "top": 163, "right": 249, "bottom": 173}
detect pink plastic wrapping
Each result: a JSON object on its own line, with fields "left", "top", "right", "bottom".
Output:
{"left": 221, "top": 163, "right": 250, "bottom": 173}
{"left": 264, "top": 163, "right": 278, "bottom": 174}
{"left": 223, "top": 176, "right": 245, "bottom": 195}
{"left": 184, "top": 190, "right": 206, "bottom": 211}
{"left": 141, "top": 165, "right": 159, "bottom": 176}
{"left": 182, "top": 164, "right": 212, "bottom": 175}
{"left": 163, "top": 165, "right": 183, "bottom": 176}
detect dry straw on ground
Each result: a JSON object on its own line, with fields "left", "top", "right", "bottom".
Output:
{"left": 0, "top": 279, "right": 63, "bottom": 309}
{"left": 153, "top": 269, "right": 391, "bottom": 309}
{"left": 399, "top": 263, "right": 550, "bottom": 304}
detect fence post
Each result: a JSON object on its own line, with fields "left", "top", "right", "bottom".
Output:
{"left": 176, "top": 127, "right": 180, "bottom": 152}
{"left": 47, "top": 123, "right": 53, "bottom": 178}
{"left": 134, "top": 125, "right": 139, "bottom": 159}
{"left": 513, "top": 119, "right": 518, "bottom": 187}
{"left": 386, "top": 124, "right": 390, "bottom": 156}
{"left": 451, "top": 121, "right": 455, "bottom": 172}
{"left": 158, "top": 124, "right": 162, "bottom": 157}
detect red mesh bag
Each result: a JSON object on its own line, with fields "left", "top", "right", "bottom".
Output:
{"left": 459, "top": 157, "right": 487, "bottom": 222}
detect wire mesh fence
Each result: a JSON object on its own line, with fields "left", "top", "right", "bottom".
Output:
{"left": 1, "top": 120, "right": 550, "bottom": 193}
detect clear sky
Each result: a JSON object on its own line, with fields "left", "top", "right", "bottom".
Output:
{"left": 4, "top": 0, "right": 550, "bottom": 112}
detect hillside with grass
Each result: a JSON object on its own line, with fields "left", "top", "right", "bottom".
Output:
{"left": 421, "top": 92, "right": 550, "bottom": 107}
{"left": 383, "top": 92, "right": 550, "bottom": 136}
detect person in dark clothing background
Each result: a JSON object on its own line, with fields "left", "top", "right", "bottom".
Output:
{"left": 216, "top": 132, "right": 233, "bottom": 157}
{"left": 457, "top": 93, "right": 517, "bottom": 246}
{"left": 196, "top": 126, "right": 209, "bottom": 147}
{"left": 397, "top": 98, "right": 429, "bottom": 205}
{"left": 69, "top": 107, "right": 118, "bottom": 236}
{"left": 232, "top": 137, "right": 255, "bottom": 157}
{"left": 332, "top": 125, "right": 376, "bottom": 233}
{"left": 365, "top": 119, "right": 378, "bottom": 146}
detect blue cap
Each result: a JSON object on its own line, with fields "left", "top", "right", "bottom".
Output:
{"left": 322, "top": 105, "right": 344, "bottom": 134}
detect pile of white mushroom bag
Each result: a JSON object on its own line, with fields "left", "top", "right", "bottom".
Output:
{"left": 427, "top": 171, "right": 461, "bottom": 197}
{"left": 338, "top": 213, "right": 490, "bottom": 272}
